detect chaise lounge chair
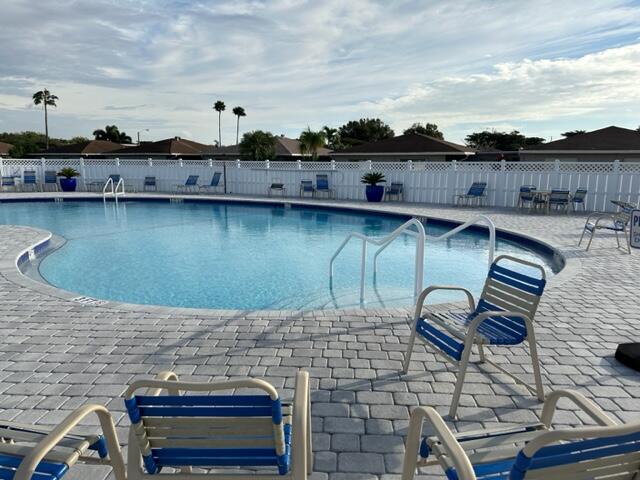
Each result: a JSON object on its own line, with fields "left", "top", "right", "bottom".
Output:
{"left": 44, "top": 170, "right": 59, "bottom": 192}
{"left": 385, "top": 182, "right": 404, "bottom": 201}
{"left": 0, "top": 405, "right": 126, "bottom": 480}
{"left": 199, "top": 172, "right": 223, "bottom": 193}
{"left": 144, "top": 176, "right": 157, "bottom": 192}
{"left": 175, "top": 175, "right": 199, "bottom": 193}
{"left": 22, "top": 170, "right": 38, "bottom": 192}
{"left": 124, "top": 370, "right": 312, "bottom": 479}
{"left": 403, "top": 255, "right": 546, "bottom": 418}
{"left": 455, "top": 182, "right": 487, "bottom": 207}
{"left": 315, "top": 174, "right": 333, "bottom": 199}
{"left": 300, "top": 180, "right": 315, "bottom": 197}
{"left": 401, "top": 389, "right": 640, "bottom": 480}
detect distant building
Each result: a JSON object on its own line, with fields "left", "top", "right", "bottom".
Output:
{"left": 210, "top": 136, "right": 331, "bottom": 161}
{"left": 0, "top": 141, "right": 13, "bottom": 157}
{"left": 520, "top": 126, "right": 640, "bottom": 162}
{"left": 111, "top": 137, "right": 213, "bottom": 159}
{"left": 32, "top": 140, "right": 123, "bottom": 158}
{"left": 330, "top": 132, "right": 475, "bottom": 161}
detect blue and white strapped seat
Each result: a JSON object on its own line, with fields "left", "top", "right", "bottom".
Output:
{"left": 403, "top": 255, "right": 546, "bottom": 418}
{"left": 124, "top": 370, "right": 312, "bottom": 480}
{"left": 300, "top": 180, "right": 315, "bottom": 197}
{"left": 0, "top": 405, "right": 126, "bottom": 480}
{"left": 199, "top": 172, "right": 223, "bottom": 193}
{"left": 455, "top": 182, "right": 487, "bottom": 207}
{"left": 315, "top": 174, "right": 332, "bottom": 199}
{"left": 175, "top": 175, "right": 199, "bottom": 193}
{"left": 22, "top": 170, "right": 38, "bottom": 192}
{"left": 579, "top": 201, "right": 634, "bottom": 254}
{"left": 44, "top": 171, "right": 58, "bottom": 192}
{"left": 401, "top": 389, "right": 640, "bottom": 480}
{"left": 385, "top": 182, "right": 404, "bottom": 201}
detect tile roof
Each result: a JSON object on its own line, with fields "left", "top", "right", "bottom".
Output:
{"left": 0, "top": 141, "right": 13, "bottom": 155}
{"left": 112, "top": 137, "right": 213, "bottom": 156}
{"left": 525, "top": 126, "right": 640, "bottom": 151}
{"left": 332, "top": 132, "right": 474, "bottom": 155}
{"left": 38, "top": 140, "right": 123, "bottom": 155}
{"left": 210, "top": 136, "right": 331, "bottom": 157}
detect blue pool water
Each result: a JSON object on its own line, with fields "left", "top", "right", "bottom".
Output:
{"left": 0, "top": 201, "right": 556, "bottom": 310}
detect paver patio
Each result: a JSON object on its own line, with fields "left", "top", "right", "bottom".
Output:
{"left": 0, "top": 193, "right": 638, "bottom": 479}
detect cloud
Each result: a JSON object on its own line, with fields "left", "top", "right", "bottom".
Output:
{"left": 1, "top": 0, "right": 640, "bottom": 143}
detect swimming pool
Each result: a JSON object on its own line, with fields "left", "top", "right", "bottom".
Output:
{"left": 0, "top": 200, "right": 558, "bottom": 310}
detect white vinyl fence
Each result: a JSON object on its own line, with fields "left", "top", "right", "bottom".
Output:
{"left": 2, "top": 158, "right": 640, "bottom": 212}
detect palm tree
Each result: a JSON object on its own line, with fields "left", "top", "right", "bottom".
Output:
{"left": 213, "top": 100, "right": 225, "bottom": 146}
{"left": 299, "top": 128, "right": 326, "bottom": 161}
{"left": 239, "top": 130, "right": 276, "bottom": 161}
{"left": 32, "top": 89, "right": 59, "bottom": 149}
{"left": 92, "top": 125, "right": 132, "bottom": 143}
{"left": 232, "top": 106, "right": 246, "bottom": 145}
{"left": 322, "top": 126, "right": 342, "bottom": 150}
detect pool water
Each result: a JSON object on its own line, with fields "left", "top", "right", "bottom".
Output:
{"left": 0, "top": 201, "right": 556, "bottom": 310}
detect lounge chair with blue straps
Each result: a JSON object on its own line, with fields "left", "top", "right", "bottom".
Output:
{"left": 199, "top": 172, "right": 223, "bottom": 193}
{"left": 124, "top": 369, "right": 312, "bottom": 480}
{"left": 517, "top": 185, "right": 536, "bottom": 210}
{"left": 385, "top": 182, "right": 404, "bottom": 201}
{"left": 175, "top": 175, "right": 199, "bottom": 193}
{"left": 315, "top": 174, "right": 333, "bottom": 199}
{"left": 571, "top": 188, "right": 588, "bottom": 211}
{"left": 0, "top": 404, "right": 126, "bottom": 480}
{"left": 44, "top": 170, "right": 59, "bottom": 192}
{"left": 401, "top": 389, "right": 640, "bottom": 480}
{"left": 300, "top": 180, "right": 315, "bottom": 197}
{"left": 454, "top": 182, "right": 487, "bottom": 207}
{"left": 1, "top": 176, "right": 17, "bottom": 192}
{"left": 403, "top": 255, "right": 546, "bottom": 418}
{"left": 22, "top": 170, "right": 38, "bottom": 192}
{"left": 144, "top": 176, "right": 157, "bottom": 192}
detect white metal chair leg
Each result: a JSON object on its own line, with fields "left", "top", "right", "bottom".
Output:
{"left": 403, "top": 324, "right": 419, "bottom": 374}
{"left": 449, "top": 342, "right": 474, "bottom": 419}
{"left": 578, "top": 227, "right": 586, "bottom": 245}
{"left": 477, "top": 343, "right": 486, "bottom": 363}
{"left": 615, "top": 230, "right": 621, "bottom": 248}
{"left": 526, "top": 331, "right": 545, "bottom": 401}
{"left": 586, "top": 228, "right": 596, "bottom": 251}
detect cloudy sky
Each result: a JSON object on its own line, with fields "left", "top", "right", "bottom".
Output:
{"left": 1, "top": 0, "right": 640, "bottom": 145}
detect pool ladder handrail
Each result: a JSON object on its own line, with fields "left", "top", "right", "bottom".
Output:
{"left": 329, "top": 218, "right": 426, "bottom": 304}
{"left": 373, "top": 214, "right": 497, "bottom": 273}
{"left": 102, "top": 177, "right": 126, "bottom": 202}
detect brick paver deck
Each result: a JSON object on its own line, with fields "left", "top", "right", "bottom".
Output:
{"left": 0, "top": 193, "right": 638, "bottom": 479}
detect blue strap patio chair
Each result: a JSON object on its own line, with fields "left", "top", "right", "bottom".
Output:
{"left": 579, "top": 202, "right": 634, "bottom": 254}
{"left": 22, "top": 170, "right": 38, "bottom": 192}
{"left": 403, "top": 255, "right": 546, "bottom": 418}
{"left": 547, "top": 189, "right": 570, "bottom": 213}
{"left": 175, "top": 175, "right": 199, "bottom": 193}
{"left": 144, "top": 176, "right": 157, "bottom": 192}
{"left": 571, "top": 188, "right": 588, "bottom": 211}
{"left": 315, "top": 174, "right": 333, "bottom": 199}
{"left": 455, "top": 182, "right": 487, "bottom": 207}
{"left": 0, "top": 405, "right": 126, "bottom": 480}
{"left": 123, "top": 370, "right": 312, "bottom": 480}
{"left": 1, "top": 176, "right": 17, "bottom": 192}
{"left": 300, "top": 180, "right": 315, "bottom": 197}
{"left": 44, "top": 170, "right": 58, "bottom": 192}
{"left": 385, "top": 182, "right": 404, "bottom": 201}
{"left": 199, "top": 172, "right": 223, "bottom": 193}
{"left": 401, "top": 389, "right": 640, "bottom": 480}
{"left": 517, "top": 185, "right": 536, "bottom": 210}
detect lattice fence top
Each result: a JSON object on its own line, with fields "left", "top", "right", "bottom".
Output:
{"left": 1, "top": 159, "right": 42, "bottom": 166}
{"left": 558, "top": 162, "right": 614, "bottom": 173}
{"left": 503, "top": 162, "right": 556, "bottom": 172}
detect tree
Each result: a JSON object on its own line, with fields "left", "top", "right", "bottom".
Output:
{"left": 465, "top": 130, "right": 545, "bottom": 151}
{"left": 561, "top": 130, "right": 587, "bottom": 138}
{"left": 403, "top": 122, "right": 444, "bottom": 139}
{"left": 213, "top": 100, "right": 225, "bottom": 146}
{"left": 338, "top": 118, "right": 394, "bottom": 147}
{"left": 239, "top": 130, "right": 276, "bottom": 161}
{"left": 299, "top": 128, "right": 326, "bottom": 160}
{"left": 322, "top": 126, "right": 343, "bottom": 150}
{"left": 1, "top": 131, "right": 77, "bottom": 157}
{"left": 232, "top": 106, "right": 246, "bottom": 145}
{"left": 32, "top": 89, "right": 59, "bottom": 149}
{"left": 92, "top": 125, "right": 132, "bottom": 143}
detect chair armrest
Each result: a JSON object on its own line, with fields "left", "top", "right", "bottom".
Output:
{"left": 147, "top": 370, "right": 180, "bottom": 396}
{"left": 14, "top": 405, "right": 126, "bottom": 480}
{"left": 540, "top": 390, "right": 617, "bottom": 428}
{"left": 585, "top": 212, "right": 615, "bottom": 224}
{"left": 414, "top": 286, "right": 475, "bottom": 321}
{"left": 291, "top": 370, "right": 311, "bottom": 479}
{"left": 402, "top": 406, "right": 475, "bottom": 480}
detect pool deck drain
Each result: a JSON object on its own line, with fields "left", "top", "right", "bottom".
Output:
{"left": 0, "top": 194, "right": 639, "bottom": 479}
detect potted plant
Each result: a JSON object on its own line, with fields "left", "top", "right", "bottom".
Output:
{"left": 57, "top": 167, "right": 80, "bottom": 192}
{"left": 361, "top": 171, "right": 386, "bottom": 202}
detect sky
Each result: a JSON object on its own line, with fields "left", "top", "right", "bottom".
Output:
{"left": 1, "top": 0, "right": 640, "bottom": 145}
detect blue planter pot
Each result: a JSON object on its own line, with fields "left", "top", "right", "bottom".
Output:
{"left": 365, "top": 185, "right": 385, "bottom": 202}
{"left": 59, "top": 178, "right": 77, "bottom": 192}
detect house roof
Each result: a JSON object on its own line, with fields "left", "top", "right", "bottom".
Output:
{"left": 112, "top": 137, "right": 213, "bottom": 156}
{"left": 0, "top": 141, "right": 13, "bottom": 155}
{"left": 38, "top": 140, "right": 123, "bottom": 155}
{"left": 210, "top": 136, "right": 332, "bottom": 157}
{"left": 523, "top": 126, "right": 640, "bottom": 153}
{"left": 331, "top": 132, "right": 474, "bottom": 155}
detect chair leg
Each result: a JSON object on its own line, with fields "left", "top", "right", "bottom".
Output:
{"left": 615, "top": 230, "right": 621, "bottom": 248}
{"left": 449, "top": 344, "right": 473, "bottom": 418}
{"left": 477, "top": 343, "right": 486, "bottom": 363}
{"left": 578, "top": 227, "right": 587, "bottom": 246}
{"left": 527, "top": 331, "right": 545, "bottom": 401}
{"left": 586, "top": 228, "right": 596, "bottom": 251}
{"left": 402, "top": 326, "right": 419, "bottom": 374}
